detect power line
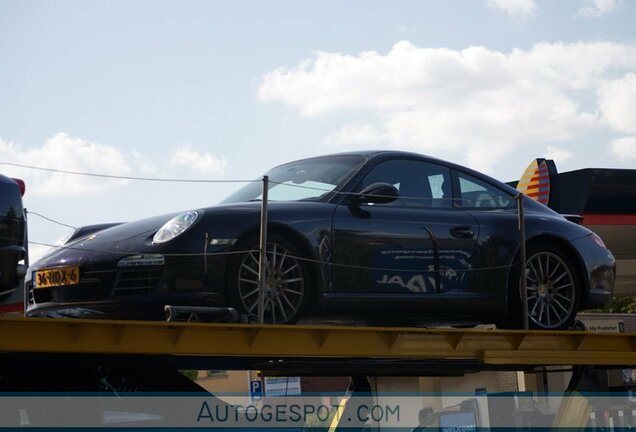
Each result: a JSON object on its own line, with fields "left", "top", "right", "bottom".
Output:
{"left": 0, "top": 161, "right": 257, "bottom": 183}
{"left": 26, "top": 210, "right": 77, "bottom": 230}
{"left": 1, "top": 160, "right": 515, "bottom": 205}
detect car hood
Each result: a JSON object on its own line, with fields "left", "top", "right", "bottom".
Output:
{"left": 31, "top": 202, "right": 263, "bottom": 267}
{"left": 31, "top": 200, "right": 323, "bottom": 270}
{"left": 76, "top": 212, "right": 183, "bottom": 246}
{"left": 73, "top": 201, "right": 261, "bottom": 246}
{"left": 33, "top": 212, "right": 182, "bottom": 268}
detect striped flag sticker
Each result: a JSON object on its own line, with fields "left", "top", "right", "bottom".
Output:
{"left": 517, "top": 159, "right": 551, "bottom": 205}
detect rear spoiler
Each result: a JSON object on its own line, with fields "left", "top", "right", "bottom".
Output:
{"left": 511, "top": 158, "right": 636, "bottom": 225}
{"left": 561, "top": 214, "right": 583, "bottom": 224}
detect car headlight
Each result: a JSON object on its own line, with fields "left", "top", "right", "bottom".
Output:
{"left": 153, "top": 211, "right": 199, "bottom": 244}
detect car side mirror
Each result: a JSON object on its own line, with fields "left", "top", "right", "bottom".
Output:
{"left": 352, "top": 183, "right": 399, "bottom": 205}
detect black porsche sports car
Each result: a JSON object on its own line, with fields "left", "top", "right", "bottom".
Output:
{"left": 26, "top": 151, "right": 615, "bottom": 329}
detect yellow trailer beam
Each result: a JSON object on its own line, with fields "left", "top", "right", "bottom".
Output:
{"left": 1, "top": 317, "right": 635, "bottom": 366}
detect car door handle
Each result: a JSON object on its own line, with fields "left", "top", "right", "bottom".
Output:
{"left": 450, "top": 226, "right": 474, "bottom": 238}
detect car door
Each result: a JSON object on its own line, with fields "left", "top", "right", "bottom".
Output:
{"left": 451, "top": 170, "right": 520, "bottom": 299}
{"left": 330, "top": 158, "right": 479, "bottom": 296}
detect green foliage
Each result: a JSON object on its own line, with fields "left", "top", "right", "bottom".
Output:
{"left": 587, "top": 296, "right": 636, "bottom": 314}
{"left": 179, "top": 370, "right": 199, "bottom": 381}
{"left": 303, "top": 411, "right": 335, "bottom": 431}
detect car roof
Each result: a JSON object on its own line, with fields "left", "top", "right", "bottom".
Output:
{"left": 287, "top": 150, "right": 520, "bottom": 196}
{"left": 285, "top": 149, "right": 449, "bottom": 166}
{"left": 304, "top": 149, "right": 438, "bottom": 159}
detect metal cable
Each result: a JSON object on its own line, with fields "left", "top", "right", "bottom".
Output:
{"left": 24, "top": 238, "right": 517, "bottom": 274}
{"left": 267, "top": 180, "right": 516, "bottom": 205}
{"left": 2, "top": 160, "right": 515, "bottom": 204}
{"left": 259, "top": 248, "right": 517, "bottom": 273}
{"left": 26, "top": 240, "right": 256, "bottom": 258}
{"left": 26, "top": 210, "right": 77, "bottom": 230}
{"left": 0, "top": 161, "right": 257, "bottom": 183}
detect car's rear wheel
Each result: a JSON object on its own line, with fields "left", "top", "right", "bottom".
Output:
{"left": 523, "top": 242, "right": 579, "bottom": 330}
{"left": 229, "top": 234, "right": 309, "bottom": 324}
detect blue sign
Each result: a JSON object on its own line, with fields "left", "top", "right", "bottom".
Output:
{"left": 250, "top": 379, "right": 263, "bottom": 401}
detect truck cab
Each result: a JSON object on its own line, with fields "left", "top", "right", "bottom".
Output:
{"left": 0, "top": 174, "right": 26, "bottom": 313}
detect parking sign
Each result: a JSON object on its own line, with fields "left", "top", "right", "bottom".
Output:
{"left": 250, "top": 379, "right": 263, "bottom": 402}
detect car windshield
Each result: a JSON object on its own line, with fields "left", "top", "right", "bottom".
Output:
{"left": 222, "top": 155, "right": 365, "bottom": 203}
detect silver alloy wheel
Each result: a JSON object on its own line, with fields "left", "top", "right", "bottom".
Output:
{"left": 525, "top": 251, "right": 576, "bottom": 329}
{"left": 237, "top": 242, "right": 305, "bottom": 324}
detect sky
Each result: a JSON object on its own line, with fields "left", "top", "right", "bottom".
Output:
{"left": 1, "top": 0, "right": 635, "bottom": 262}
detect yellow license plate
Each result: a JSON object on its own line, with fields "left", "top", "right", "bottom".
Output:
{"left": 34, "top": 266, "right": 80, "bottom": 289}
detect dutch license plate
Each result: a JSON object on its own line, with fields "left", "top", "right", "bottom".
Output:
{"left": 34, "top": 266, "right": 80, "bottom": 289}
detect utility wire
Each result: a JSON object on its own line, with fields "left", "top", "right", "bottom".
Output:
{"left": 26, "top": 210, "right": 77, "bottom": 230}
{"left": 0, "top": 161, "right": 257, "bottom": 183}
{"left": 1, "top": 160, "right": 514, "bottom": 204}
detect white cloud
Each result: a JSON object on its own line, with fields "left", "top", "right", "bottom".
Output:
{"left": 0, "top": 133, "right": 131, "bottom": 196}
{"left": 168, "top": 144, "right": 227, "bottom": 176}
{"left": 324, "top": 124, "right": 387, "bottom": 146}
{"left": 0, "top": 135, "right": 229, "bottom": 196}
{"left": 578, "top": 0, "right": 621, "bottom": 17}
{"left": 259, "top": 41, "right": 636, "bottom": 172}
{"left": 598, "top": 73, "right": 636, "bottom": 134}
{"left": 609, "top": 137, "right": 636, "bottom": 160}
{"left": 486, "top": 0, "right": 537, "bottom": 19}
{"left": 130, "top": 150, "right": 160, "bottom": 176}
{"left": 545, "top": 145, "right": 574, "bottom": 163}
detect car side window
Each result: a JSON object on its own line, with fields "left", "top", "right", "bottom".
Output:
{"left": 456, "top": 173, "right": 513, "bottom": 209}
{"left": 360, "top": 160, "right": 452, "bottom": 208}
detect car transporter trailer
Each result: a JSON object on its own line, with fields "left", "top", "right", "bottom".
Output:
{"left": 1, "top": 316, "right": 636, "bottom": 428}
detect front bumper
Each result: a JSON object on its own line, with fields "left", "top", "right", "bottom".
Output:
{"left": 25, "top": 258, "right": 225, "bottom": 320}
{"left": 26, "top": 291, "right": 224, "bottom": 320}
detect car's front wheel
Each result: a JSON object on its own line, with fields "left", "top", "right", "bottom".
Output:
{"left": 229, "top": 235, "right": 309, "bottom": 324}
{"left": 524, "top": 242, "right": 579, "bottom": 330}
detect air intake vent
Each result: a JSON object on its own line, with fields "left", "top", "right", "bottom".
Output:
{"left": 112, "top": 268, "right": 162, "bottom": 296}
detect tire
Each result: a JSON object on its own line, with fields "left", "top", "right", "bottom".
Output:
{"left": 228, "top": 234, "right": 310, "bottom": 324}
{"left": 515, "top": 242, "right": 580, "bottom": 330}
